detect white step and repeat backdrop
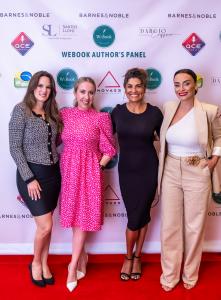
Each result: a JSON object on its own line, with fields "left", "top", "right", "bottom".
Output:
{"left": 1, "top": 0, "right": 221, "bottom": 254}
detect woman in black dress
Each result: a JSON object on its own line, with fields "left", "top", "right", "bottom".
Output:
{"left": 111, "top": 68, "right": 163, "bottom": 280}
{"left": 9, "top": 71, "right": 63, "bottom": 287}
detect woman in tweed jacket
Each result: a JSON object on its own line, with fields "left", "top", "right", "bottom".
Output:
{"left": 9, "top": 71, "right": 63, "bottom": 287}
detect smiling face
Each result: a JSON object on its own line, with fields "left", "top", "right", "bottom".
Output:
{"left": 173, "top": 72, "right": 197, "bottom": 102}
{"left": 33, "top": 76, "right": 52, "bottom": 105}
{"left": 75, "top": 81, "right": 95, "bottom": 110}
{"left": 125, "top": 77, "right": 145, "bottom": 103}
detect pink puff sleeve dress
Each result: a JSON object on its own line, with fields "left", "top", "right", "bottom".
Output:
{"left": 59, "top": 107, "right": 116, "bottom": 231}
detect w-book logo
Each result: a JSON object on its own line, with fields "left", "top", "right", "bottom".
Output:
{"left": 146, "top": 68, "right": 162, "bottom": 90}
{"left": 11, "top": 32, "right": 34, "bottom": 56}
{"left": 182, "top": 33, "right": 205, "bottom": 56}
{"left": 97, "top": 71, "right": 121, "bottom": 93}
{"left": 93, "top": 25, "right": 115, "bottom": 47}
{"left": 57, "top": 68, "right": 78, "bottom": 90}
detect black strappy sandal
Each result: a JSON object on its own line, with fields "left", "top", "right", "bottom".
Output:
{"left": 120, "top": 256, "right": 133, "bottom": 281}
{"left": 131, "top": 255, "right": 142, "bottom": 280}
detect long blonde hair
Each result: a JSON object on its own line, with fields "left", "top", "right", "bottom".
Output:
{"left": 74, "top": 77, "right": 96, "bottom": 109}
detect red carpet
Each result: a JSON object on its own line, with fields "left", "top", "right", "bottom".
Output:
{"left": 1, "top": 253, "right": 221, "bottom": 300}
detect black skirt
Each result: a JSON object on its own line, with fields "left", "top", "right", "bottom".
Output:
{"left": 16, "top": 162, "right": 61, "bottom": 216}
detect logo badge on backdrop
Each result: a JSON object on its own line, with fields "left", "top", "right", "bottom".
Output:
{"left": 93, "top": 25, "right": 115, "bottom": 47}
{"left": 196, "top": 74, "right": 203, "bottom": 88}
{"left": 42, "top": 24, "right": 78, "bottom": 39}
{"left": 57, "top": 68, "right": 78, "bottom": 90}
{"left": 97, "top": 71, "right": 121, "bottom": 93}
{"left": 211, "top": 76, "right": 221, "bottom": 86}
{"left": 11, "top": 32, "right": 34, "bottom": 56}
{"left": 14, "top": 71, "right": 32, "bottom": 88}
{"left": 182, "top": 33, "right": 205, "bottom": 56}
{"left": 104, "top": 185, "right": 121, "bottom": 205}
{"left": 146, "top": 68, "right": 162, "bottom": 90}
{"left": 139, "top": 27, "right": 179, "bottom": 38}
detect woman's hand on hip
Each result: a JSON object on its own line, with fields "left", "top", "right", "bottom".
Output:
{"left": 27, "top": 179, "right": 42, "bottom": 200}
{"left": 207, "top": 156, "right": 219, "bottom": 172}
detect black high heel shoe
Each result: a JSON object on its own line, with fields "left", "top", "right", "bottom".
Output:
{"left": 131, "top": 255, "right": 142, "bottom": 280}
{"left": 43, "top": 275, "right": 55, "bottom": 285}
{"left": 120, "top": 256, "right": 133, "bottom": 281}
{"left": 28, "top": 263, "right": 45, "bottom": 287}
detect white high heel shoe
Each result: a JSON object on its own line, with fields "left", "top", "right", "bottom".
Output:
{"left": 66, "top": 265, "right": 77, "bottom": 292}
{"left": 77, "top": 254, "right": 88, "bottom": 280}
{"left": 68, "top": 254, "right": 88, "bottom": 280}
{"left": 66, "top": 281, "right": 77, "bottom": 292}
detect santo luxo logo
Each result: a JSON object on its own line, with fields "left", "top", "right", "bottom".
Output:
{"left": 57, "top": 68, "right": 78, "bottom": 90}
{"left": 14, "top": 71, "right": 32, "bottom": 88}
{"left": 182, "top": 33, "right": 205, "bottom": 56}
{"left": 42, "top": 24, "right": 77, "bottom": 39}
{"left": 146, "top": 68, "right": 162, "bottom": 90}
{"left": 93, "top": 25, "right": 115, "bottom": 47}
{"left": 11, "top": 32, "right": 34, "bottom": 56}
{"left": 97, "top": 71, "right": 121, "bottom": 93}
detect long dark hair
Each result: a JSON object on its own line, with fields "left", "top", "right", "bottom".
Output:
{"left": 23, "top": 70, "right": 63, "bottom": 132}
{"left": 174, "top": 69, "right": 197, "bottom": 82}
{"left": 174, "top": 69, "right": 198, "bottom": 95}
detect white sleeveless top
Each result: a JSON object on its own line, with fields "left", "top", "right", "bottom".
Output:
{"left": 166, "top": 108, "right": 203, "bottom": 157}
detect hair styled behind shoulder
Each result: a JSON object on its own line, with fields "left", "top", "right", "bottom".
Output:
{"left": 73, "top": 76, "right": 97, "bottom": 109}
{"left": 174, "top": 69, "right": 197, "bottom": 83}
{"left": 23, "top": 70, "right": 63, "bottom": 132}
{"left": 123, "top": 68, "right": 147, "bottom": 88}
{"left": 74, "top": 77, "right": 96, "bottom": 93}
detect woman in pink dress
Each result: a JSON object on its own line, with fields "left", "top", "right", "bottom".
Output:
{"left": 59, "top": 77, "right": 116, "bottom": 292}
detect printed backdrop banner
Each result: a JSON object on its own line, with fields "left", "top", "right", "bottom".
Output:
{"left": 1, "top": 0, "right": 221, "bottom": 254}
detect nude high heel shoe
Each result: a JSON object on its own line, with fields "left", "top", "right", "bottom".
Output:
{"left": 66, "top": 264, "right": 77, "bottom": 292}
{"left": 66, "top": 281, "right": 77, "bottom": 292}
{"left": 77, "top": 254, "right": 88, "bottom": 280}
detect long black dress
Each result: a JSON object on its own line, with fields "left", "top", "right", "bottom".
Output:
{"left": 111, "top": 103, "right": 163, "bottom": 230}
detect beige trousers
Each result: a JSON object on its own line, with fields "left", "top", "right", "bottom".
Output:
{"left": 160, "top": 154, "right": 211, "bottom": 288}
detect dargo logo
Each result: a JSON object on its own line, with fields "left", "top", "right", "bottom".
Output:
{"left": 57, "top": 68, "right": 78, "bottom": 90}
{"left": 146, "top": 68, "right": 162, "bottom": 90}
{"left": 93, "top": 25, "right": 115, "bottom": 47}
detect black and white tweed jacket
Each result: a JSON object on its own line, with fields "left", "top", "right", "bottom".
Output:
{"left": 9, "top": 102, "right": 59, "bottom": 183}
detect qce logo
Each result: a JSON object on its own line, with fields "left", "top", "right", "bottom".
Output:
{"left": 11, "top": 32, "right": 34, "bottom": 56}
{"left": 182, "top": 33, "right": 205, "bottom": 56}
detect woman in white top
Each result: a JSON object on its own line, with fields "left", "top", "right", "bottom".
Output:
{"left": 158, "top": 69, "right": 221, "bottom": 291}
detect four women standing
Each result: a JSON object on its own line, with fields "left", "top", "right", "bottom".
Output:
{"left": 9, "top": 68, "right": 220, "bottom": 291}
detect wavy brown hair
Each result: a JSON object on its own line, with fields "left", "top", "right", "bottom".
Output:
{"left": 123, "top": 68, "right": 148, "bottom": 89}
{"left": 23, "top": 70, "right": 63, "bottom": 132}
